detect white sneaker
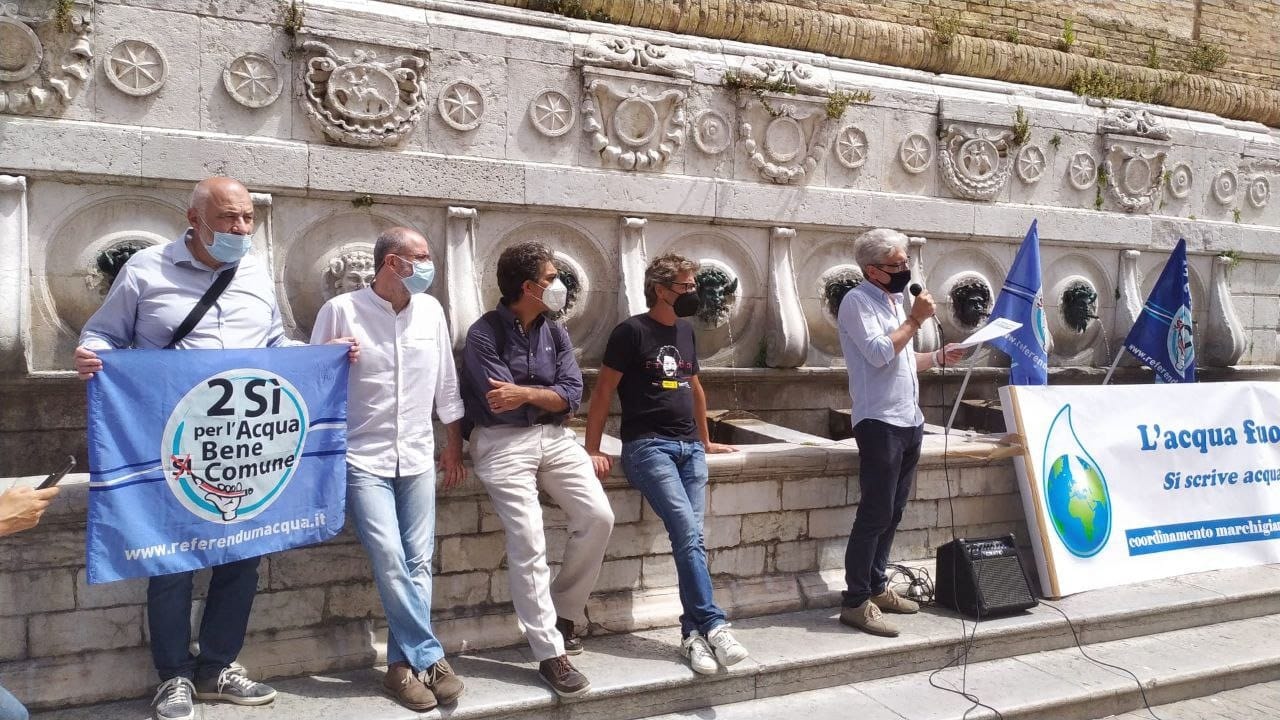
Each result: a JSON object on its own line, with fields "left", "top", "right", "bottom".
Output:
{"left": 681, "top": 632, "right": 718, "bottom": 675}
{"left": 706, "top": 625, "right": 748, "bottom": 666}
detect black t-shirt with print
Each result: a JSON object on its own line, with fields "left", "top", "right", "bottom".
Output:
{"left": 602, "top": 314, "right": 701, "bottom": 442}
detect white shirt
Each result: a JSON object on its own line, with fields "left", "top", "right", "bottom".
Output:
{"left": 838, "top": 281, "right": 924, "bottom": 428}
{"left": 80, "top": 233, "right": 295, "bottom": 351}
{"left": 310, "top": 287, "right": 464, "bottom": 477}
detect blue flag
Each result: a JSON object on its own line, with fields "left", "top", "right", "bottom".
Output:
{"left": 987, "top": 219, "right": 1049, "bottom": 385}
{"left": 1123, "top": 238, "right": 1196, "bottom": 383}
{"left": 85, "top": 345, "right": 349, "bottom": 583}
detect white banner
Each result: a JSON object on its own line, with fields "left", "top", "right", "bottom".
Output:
{"left": 1000, "top": 381, "right": 1280, "bottom": 597}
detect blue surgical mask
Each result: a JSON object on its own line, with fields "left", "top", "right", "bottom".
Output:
{"left": 198, "top": 217, "right": 253, "bottom": 263}
{"left": 400, "top": 259, "right": 435, "bottom": 294}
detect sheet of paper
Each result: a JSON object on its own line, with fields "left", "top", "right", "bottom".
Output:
{"left": 954, "top": 317, "right": 1022, "bottom": 348}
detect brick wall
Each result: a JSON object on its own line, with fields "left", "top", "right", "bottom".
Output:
{"left": 0, "top": 440, "right": 1025, "bottom": 710}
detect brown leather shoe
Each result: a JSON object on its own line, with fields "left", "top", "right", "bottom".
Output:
{"left": 422, "top": 658, "right": 465, "bottom": 704}
{"left": 538, "top": 654, "right": 591, "bottom": 698}
{"left": 382, "top": 663, "right": 437, "bottom": 711}
{"left": 871, "top": 587, "right": 920, "bottom": 614}
{"left": 556, "top": 616, "right": 583, "bottom": 656}
{"left": 839, "top": 600, "right": 900, "bottom": 637}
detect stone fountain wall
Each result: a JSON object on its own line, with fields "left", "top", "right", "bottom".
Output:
{"left": 0, "top": 0, "right": 1278, "bottom": 455}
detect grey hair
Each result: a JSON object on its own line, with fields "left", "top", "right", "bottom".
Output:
{"left": 644, "top": 253, "right": 700, "bottom": 307}
{"left": 852, "top": 228, "right": 910, "bottom": 273}
{"left": 373, "top": 227, "right": 424, "bottom": 270}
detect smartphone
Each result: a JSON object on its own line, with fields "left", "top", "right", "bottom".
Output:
{"left": 38, "top": 456, "right": 76, "bottom": 490}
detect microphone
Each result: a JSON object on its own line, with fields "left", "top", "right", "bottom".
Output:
{"left": 909, "top": 283, "right": 923, "bottom": 296}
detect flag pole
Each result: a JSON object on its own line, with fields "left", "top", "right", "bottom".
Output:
{"left": 1101, "top": 348, "right": 1124, "bottom": 385}
{"left": 944, "top": 359, "right": 975, "bottom": 435}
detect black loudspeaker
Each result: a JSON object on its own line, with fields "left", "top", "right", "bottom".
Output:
{"left": 935, "top": 534, "right": 1038, "bottom": 618}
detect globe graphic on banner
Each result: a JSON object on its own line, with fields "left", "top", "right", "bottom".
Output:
{"left": 1045, "top": 454, "right": 1111, "bottom": 558}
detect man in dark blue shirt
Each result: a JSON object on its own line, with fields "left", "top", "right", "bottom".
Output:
{"left": 460, "top": 241, "right": 614, "bottom": 698}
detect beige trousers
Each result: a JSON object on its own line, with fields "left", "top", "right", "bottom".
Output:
{"left": 469, "top": 424, "right": 615, "bottom": 660}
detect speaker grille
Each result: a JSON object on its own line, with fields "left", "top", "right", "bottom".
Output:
{"left": 934, "top": 534, "right": 1037, "bottom": 618}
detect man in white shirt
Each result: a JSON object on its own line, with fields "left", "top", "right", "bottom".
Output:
{"left": 837, "top": 228, "right": 964, "bottom": 637}
{"left": 74, "top": 177, "right": 337, "bottom": 720}
{"left": 310, "top": 227, "right": 466, "bottom": 711}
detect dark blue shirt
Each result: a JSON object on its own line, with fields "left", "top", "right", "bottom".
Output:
{"left": 460, "top": 302, "right": 583, "bottom": 429}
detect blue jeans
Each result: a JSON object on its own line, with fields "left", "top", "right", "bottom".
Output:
{"left": 0, "top": 683, "right": 27, "bottom": 720}
{"left": 621, "top": 438, "right": 726, "bottom": 638}
{"left": 347, "top": 463, "right": 444, "bottom": 671}
{"left": 843, "top": 419, "right": 923, "bottom": 607}
{"left": 148, "top": 556, "right": 260, "bottom": 682}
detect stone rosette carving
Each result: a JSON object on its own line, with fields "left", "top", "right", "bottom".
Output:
{"left": 223, "top": 52, "right": 282, "bottom": 109}
{"left": 300, "top": 41, "right": 428, "bottom": 147}
{"left": 437, "top": 80, "right": 484, "bottom": 131}
{"left": 528, "top": 88, "right": 575, "bottom": 137}
{"left": 105, "top": 39, "right": 166, "bottom": 97}
{"left": 1100, "top": 108, "right": 1170, "bottom": 140}
{"left": 1167, "top": 163, "right": 1192, "bottom": 199}
{"left": 833, "top": 125, "right": 868, "bottom": 170}
{"left": 692, "top": 110, "right": 731, "bottom": 155}
{"left": 938, "top": 124, "right": 1015, "bottom": 200}
{"left": 0, "top": 2, "right": 93, "bottom": 114}
{"left": 575, "top": 34, "right": 692, "bottom": 79}
{"left": 1015, "top": 144, "right": 1046, "bottom": 184}
{"left": 582, "top": 74, "right": 687, "bottom": 171}
{"left": 1247, "top": 176, "right": 1270, "bottom": 209}
{"left": 322, "top": 246, "right": 376, "bottom": 298}
{"left": 1068, "top": 152, "right": 1098, "bottom": 190}
{"left": 898, "top": 132, "right": 933, "bottom": 174}
{"left": 1102, "top": 142, "right": 1167, "bottom": 213}
{"left": 693, "top": 261, "right": 739, "bottom": 328}
{"left": 1211, "top": 169, "right": 1238, "bottom": 205}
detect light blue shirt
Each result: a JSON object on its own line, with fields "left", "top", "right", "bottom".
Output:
{"left": 80, "top": 232, "right": 296, "bottom": 351}
{"left": 838, "top": 281, "right": 924, "bottom": 428}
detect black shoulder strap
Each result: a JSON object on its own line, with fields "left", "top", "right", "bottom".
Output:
{"left": 166, "top": 265, "right": 238, "bottom": 349}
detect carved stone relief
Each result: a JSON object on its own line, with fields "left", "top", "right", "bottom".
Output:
{"left": 575, "top": 34, "right": 692, "bottom": 79}
{"left": 582, "top": 69, "right": 688, "bottom": 171}
{"left": 1099, "top": 108, "right": 1170, "bottom": 140}
{"left": 898, "top": 132, "right": 933, "bottom": 175}
{"left": 937, "top": 124, "right": 1015, "bottom": 200}
{"left": 528, "top": 89, "right": 575, "bottom": 137}
{"left": 1114, "top": 249, "right": 1143, "bottom": 367}
{"left": 739, "top": 59, "right": 828, "bottom": 95}
{"left": 833, "top": 125, "right": 868, "bottom": 170}
{"left": 732, "top": 59, "right": 834, "bottom": 185}
{"left": 1044, "top": 253, "right": 1111, "bottom": 366}
{"left": 765, "top": 227, "right": 808, "bottom": 368}
{"left": 908, "top": 236, "right": 938, "bottom": 354}
{"left": 0, "top": 176, "right": 28, "bottom": 372}
{"left": 1167, "top": 163, "right": 1192, "bottom": 199}
{"left": 694, "top": 260, "right": 739, "bottom": 329}
{"left": 445, "top": 206, "right": 482, "bottom": 349}
{"left": 1247, "top": 176, "right": 1270, "bottom": 209}
{"left": 1203, "top": 254, "right": 1247, "bottom": 367}
{"left": 692, "top": 110, "right": 731, "bottom": 155}
{"left": 105, "top": 39, "right": 166, "bottom": 97}
{"left": 662, "top": 230, "right": 763, "bottom": 366}
{"left": 1102, "top": 142, "right": 1167, "bottom": 213}
{"left": 1212, "top": 169, "right": 1238, "bottom": 205}
{"left": 1068, "top": 152, "right": 1098, "bottom": 190}
{"left": 437, "top": 80, "right": 484, "bottom": 131}
{"left": 322, "top": 246, "right": 376, "bottom": 298}
{"left": 820, "top": 265, "right": 862, "bottom": 322}
{"left": 87, "top": 238, "right": 154, "bottom": 295}
{"left": 223, "top": 52, "right": 282, "bottom": 109}
{"left": 947, "top": 273, "right": 993, "bottom": 329}
{"left": 550, "top": 252, "right": 586, "bottom": 322}
{"left": 1015, "top": 144, "right": 1046, "bottom": 184}
{"left": 300, "top": 41, "right": 428, "bottom": 147}
{"left": 0, "top": 2, "right": 93, "bottom": 115}
{"left": 618, "top": 217, "right": 648, "bottom": 321}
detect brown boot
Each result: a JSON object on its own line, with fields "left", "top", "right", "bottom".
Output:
{"left": 382, "top": 663, "right": 437, "bottom": 711}
{"left": 538, "top": 654, "right": 591, "bottom": 698}
{"left": 422, "top": 658, "right": 465, "bottom": 705}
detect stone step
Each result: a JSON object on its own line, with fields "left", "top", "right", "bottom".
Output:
{"left": 1096, "top": 679, "right": 1280, "bottom": 719}
{"left": 30, "top": 564, "right": 1280, "bottom": 720}
{"left": 642, "top": 613, "right": 1280, "bottom": 720}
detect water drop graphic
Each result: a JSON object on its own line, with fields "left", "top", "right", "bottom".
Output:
{"left": 1041, "top": 404, "right": 1112, "bottom": 558}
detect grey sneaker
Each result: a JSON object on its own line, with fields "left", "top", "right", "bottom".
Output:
{"left": 194, "top": 665, "right": 277, "bottom": 706}
{"left": 840, "top": 599, "right": 900, "bottom": 637}
{"left": 152, "top": 677, "right": 194, "bottom": 720}
{"left": 872, "top": 587, "right": 920, "bottom": 614}
{"left": 681, "top": 632, "right": 718, "bottom": 675}
{"left": 706, "top": 625, "right": 748, "bottom": 666}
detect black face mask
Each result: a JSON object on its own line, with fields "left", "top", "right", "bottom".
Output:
{"left": 672, "top": 290, "right": 701, "bottom": 318}
{"left": 883, "top": 269, "right": 912, "bottom": 294}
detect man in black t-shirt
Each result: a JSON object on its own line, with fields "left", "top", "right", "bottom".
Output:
{"left": 585, "top": 253, "right": 748, "bottom": 676}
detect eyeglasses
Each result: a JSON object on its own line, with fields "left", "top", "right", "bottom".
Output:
{"left": 874, "top": 262, "right": 910, "bottom": 272}
{"left": 667, "top": 281, "right": 698, "bottom": 292}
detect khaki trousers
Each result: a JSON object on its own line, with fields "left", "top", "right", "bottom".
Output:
{"left": 470, "top": 424, "right": 614, "bottom": 660}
